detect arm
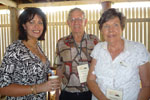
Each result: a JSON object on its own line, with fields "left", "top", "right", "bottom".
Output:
{"left": 0, "top": 79, "right": 60, "bottom": 97}
{"left": 55, "top": 40, "right": 63, "bottom": 82}
{"left": 138, "top": 62, "right": 150, "bottom": 100}
{"left": 0, "top": 84, "right": 34, "bottom": 97}
{"left": 0, "top": 60, "right": 60, "bottom": 96}
{"left": 87, "top": 58, "right": 109, "bottom": 100}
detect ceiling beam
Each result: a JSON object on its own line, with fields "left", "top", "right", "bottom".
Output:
{"left": 0, "top": 0, "right": 17, "bottom": 8}
{"left": 18, "top": 1, "right": 101, "bottom": 8}
{"left": 18, "top": 0, "right": 150, "bottom": 8}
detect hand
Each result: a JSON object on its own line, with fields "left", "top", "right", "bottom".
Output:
{"left": 37, "top": 78, "right": 60, "bottom": 93}
{"left": 49, "top": 78, "right": 60, "bottom": 92}
{"left": 98, "top": 97, "right": 110, "bottom": 100}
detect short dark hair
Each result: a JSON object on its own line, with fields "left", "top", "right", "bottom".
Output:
{"left": 18, "top": 7, "right": 47, "bottom": 40}
{"left": 98, "top": 8, "right": 126, "bottom": 30}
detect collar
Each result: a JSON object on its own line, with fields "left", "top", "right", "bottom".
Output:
{"left": 101, "top": 38, "right": 130, "bottom": 62}
{"left": 64, "top": 32, "right": 88, "bottom": 46}
{"left": 101, "top": 37, "right": 129, "bottom": 51}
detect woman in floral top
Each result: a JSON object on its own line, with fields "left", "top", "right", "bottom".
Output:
{"left": 0, "top": 7, "right": 60, "bottom": 100}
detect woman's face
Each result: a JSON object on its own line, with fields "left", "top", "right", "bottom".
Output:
{"left": 23, "top": 14, "right": 44, "bottom": 40}
{"left": 101, "top": 17, "right": 122, "bottom": 43}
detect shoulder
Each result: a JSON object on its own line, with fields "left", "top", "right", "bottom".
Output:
{"left": 124, "top": 39, "right": 149, "bottom": 58}
{"left": 6, "top": 40, "right": 22, "bottom": 51}
{"left": 56, "top": 35, "right": 73, "bottom": 49}
{"left": 86, "top": 34, "right": 100, "bottom": 45}
{"left": 93, "top": 41, "right": 106, "bottom": 51}
{"left": 87, "top": 34, "right": 98, "bottom": 38}
{"left": 91, "top": 42, "right": 106, "bottom": 59}
{"left": 57, "top": 35, "right": 71, "bottom": 43}
{"left": 125, "top": 39, "right": 146, "bottom": 50}
{"left": 86, "top": 34, "right": 99, "bottom": 40}
{"left": 5, "top": 40, "right": 26, "bottom": 55}
{"left": 125, "top": 39, "right": 150, "bottom": 65}
{"left": 1, "top": 40, "right": 25, "bottom": 62}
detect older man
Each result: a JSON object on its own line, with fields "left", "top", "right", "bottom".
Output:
{"left": 54, "top": 8, "right": 100, "bottom": 100}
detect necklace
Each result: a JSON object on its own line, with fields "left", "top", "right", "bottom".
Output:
{"left": 27, "top": 43, "right": 43, "bottom": 58}
{"left": 24, "top": 41, "right": 38, "bottom": 49}
{"left": 28, "top": 44, "right": 38, "bottom": 50}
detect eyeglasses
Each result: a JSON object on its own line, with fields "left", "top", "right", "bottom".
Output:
{"left": 70, "top": 17, "right": 85, "bottom": 23}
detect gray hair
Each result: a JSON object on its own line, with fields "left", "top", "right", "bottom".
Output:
{"left": 67, "top": 7, "right": 85, "bottom": 20}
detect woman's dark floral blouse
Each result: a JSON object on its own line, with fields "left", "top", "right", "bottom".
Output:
{"left": 0, "top": 40, "right": 51, "bottom": 100}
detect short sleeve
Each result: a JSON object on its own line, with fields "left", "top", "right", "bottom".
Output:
{"left": 148, "top": 52, "right": 150, "bottom": 62}
{"left": 90, "top": 43, "right": 101, "bottom": 60}
{"left": 0, "top": 47, "right": 18, "bottom": 87}
{"left": 136, "top": 43, "right": 150, "bottom": 66}
{"left": 54, "top": 40, "right": 64, "bottom": 69}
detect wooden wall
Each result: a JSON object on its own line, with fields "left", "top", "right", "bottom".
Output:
{"left": 0, "top": 1, "right": 150, "bottom": 65}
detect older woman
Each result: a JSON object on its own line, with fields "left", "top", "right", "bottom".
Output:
{"left": 0, "top": 7, "right": 60, "bottom": 100}
{"left": 87, "top": 8, "right": 150, "bottom": 100}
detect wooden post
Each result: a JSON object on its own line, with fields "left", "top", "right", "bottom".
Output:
{"left": 101, "top": 1, "right": 112, "bottom": 12}
{"left": 9, "top": 7, "right": 19, "bottom": 42}
{"left": 100, "top": 1, "right": 112, "bottom": 41}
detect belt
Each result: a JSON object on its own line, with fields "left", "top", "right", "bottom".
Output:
{"left": 61, "top": 90, "right": 91, "bottom": 96}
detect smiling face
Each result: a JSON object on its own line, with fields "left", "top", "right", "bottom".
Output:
{"left": 23, "top": 14, "right": 44, "bottom": 40}
{"left": 101, "top": 17, "right": 123, "bottom": 44}
{"left": 67, "top": 10, "right": 87, "bottom": 35}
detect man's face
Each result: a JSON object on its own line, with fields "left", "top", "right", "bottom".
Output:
{"left": 67, "top": 10, "right": 87, "bottom": 34}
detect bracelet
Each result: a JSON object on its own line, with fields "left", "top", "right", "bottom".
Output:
{"left": 30, "top": 85, "right": 34, "bottom": 94}
{"left": 30, "top": 85, "right": 37, "bottom": 94}
{"left": 34, "top": 85, "right": 37, "bottom": 94}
